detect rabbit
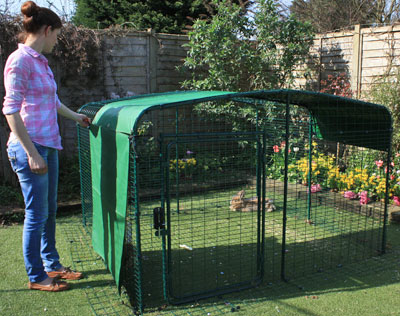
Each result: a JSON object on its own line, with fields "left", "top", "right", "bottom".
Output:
{"left": 230, "top": 190, "right": 276, "bottom": 212}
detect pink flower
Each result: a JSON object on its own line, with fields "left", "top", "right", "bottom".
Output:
{"left": 311, "top": 184, "right": 322, "bottom": 193}
{"left": 359, "top": 191, "right": 370, "bottom": 205}
{"left": 273, "top": 145, "right": 279, "bottom": 153}
{"left": 393, "top": 196, "right": 400, "bottom": 206}
{"left": 375, "top": 160, "right": 384, "bottom": 168}
{"left": 343, "top": 191, "right": 358, "bottom": 199}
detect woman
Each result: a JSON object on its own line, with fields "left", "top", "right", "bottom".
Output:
{"left": 2, "top": 1, "right": 90, "bottom": 292}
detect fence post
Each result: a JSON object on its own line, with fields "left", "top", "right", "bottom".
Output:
{"left": 147, "top": 28, "right": 158, "bottom": 93}
{"left": 318, "top": 37, "right": 323, "bottom": 91}
{"left": 352, "top": 24, "right": 362, "bottom": 98}
{"left": 0, "top": 44, "right": 16, "bottom": 186}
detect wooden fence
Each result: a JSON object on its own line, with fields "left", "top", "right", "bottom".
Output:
{"left": 0, "top": 30, "right": 190, "bottom": 184}
{"left": 293, "top": 24, "right": 400, "bottom": 97}
{"left": 1, "top": 24, "right": 400, "bottom": 184}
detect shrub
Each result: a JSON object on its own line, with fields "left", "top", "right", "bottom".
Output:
{"left": 368, "top": 67, "right": 400, "bottom": 151}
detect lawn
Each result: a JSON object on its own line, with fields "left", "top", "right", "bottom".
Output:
{"left": 1, "top": 206, "right": 399, "bottom": 316}
{"left": 121, "top": 184, "right": 387, "bottom": 309}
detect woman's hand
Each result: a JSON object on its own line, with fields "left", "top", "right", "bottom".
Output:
{"left": 28, "top": 152, "right": 48, "bottom": 174}
{"left": 75, "top": 113, "right": 91, "bottom": 127}
{"left": 5, "top": 113, "right": 48, "bottom": 174}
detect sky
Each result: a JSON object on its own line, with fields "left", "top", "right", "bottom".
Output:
{"left": 2, "top": 0, "right": 294, "bottom": 20}
{"left": 2, "top": 0, "right": 76, "bottom": 19}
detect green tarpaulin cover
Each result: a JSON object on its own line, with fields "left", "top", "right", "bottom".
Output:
{"left": 90, "top": 109, "right": 129, "bottom": 288}
{"left": 87, "top": 89, "right": 392, "bottom": 288}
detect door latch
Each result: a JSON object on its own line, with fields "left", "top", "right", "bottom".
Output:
{"left": 153, "top": 207, "right": 166, "bottom": 236}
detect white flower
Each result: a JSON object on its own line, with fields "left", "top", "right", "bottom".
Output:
{"left": 293, "top": 147, "right": 299, "bottom": 152}
{"left": 110, "top": 92, "right": 120, "bottom": 99}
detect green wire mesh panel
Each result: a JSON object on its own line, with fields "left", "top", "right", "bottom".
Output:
{"left": 162, "top": 133, "right": 264, "bottom": 303}
{"left": 78, "top": 104, "right": 104, "bottom": 233}
{"left": 77, "top": 90, "right": 391, "bottom": 314}
{"left": 259, "top": 99, "right": 389, "bottom": 282}
{"left": 122, "top": 102, "right": 268, "bottom": 310}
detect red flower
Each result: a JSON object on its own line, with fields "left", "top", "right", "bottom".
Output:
{"left": 311, "top": 184, "right": 322, "bottom": 193}
{"left": 343, "top": 191, "right": 357, "bottom": 199}
{"left": 359, "top": 191, "right": 370, "bottom": 205}
{"left": 375, "top": 160, "right": 383, "bottom": 168}
{"left": 273, "top": 145, "right": 279, "bottom": 153}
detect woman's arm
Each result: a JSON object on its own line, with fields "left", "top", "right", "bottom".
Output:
{"left": 57, "top": 103, "right": 90, "bottom": 127}
{"left": 5, "top": 112, "right": 48, "bottom": 174}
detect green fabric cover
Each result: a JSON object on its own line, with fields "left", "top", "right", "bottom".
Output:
{"left": 89, "top": 108, "right": 130, "bottom": 288}
{"left": 88, "top": 89, "right": 391, "bottom": 151}
{"left": 238, "top": 90, "right": 392, "bottom": 151}
{"left": 93, "top": 90, "right": 234, "bottom": 134}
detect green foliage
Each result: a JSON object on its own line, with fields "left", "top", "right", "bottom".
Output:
{"left": 182, "top": 0, "right": 314, "bottom": 92}
{"left": 0, "top": 185, "right": 24, "bottom": 207}
{"left": 58, "top": 155, "right": 82, "bottom": 201}
{"left": 73, "top": 0, "right": 250, "bottom": 33}
{"left": 290, "top": 0, "right": 385, "bottom": 33}
{"left": 368, "top": 67, "right": 400, "bottom": 151}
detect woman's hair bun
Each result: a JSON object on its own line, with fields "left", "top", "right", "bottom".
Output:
{"left": 19, "top": 0, "right": 62, "bottom": 35}
{"left": 21, "top": 1, "right": 39, "bottom": 18}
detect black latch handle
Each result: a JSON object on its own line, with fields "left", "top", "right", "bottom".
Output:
{"left": 153, "top": 207, "right": 165, "bottom": 230}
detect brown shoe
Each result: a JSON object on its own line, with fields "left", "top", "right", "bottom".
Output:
{"left": 29, "top": 278, "right": 69, "bottom": 292}
{"left": 47, "top": 267, "right": 83, "bottom": 280}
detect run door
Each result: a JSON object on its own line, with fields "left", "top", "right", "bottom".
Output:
{"left": 159, "top": 132, "right": 266, "bottom": 304}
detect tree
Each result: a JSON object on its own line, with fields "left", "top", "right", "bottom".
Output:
{"left": 372, "top": 0, "right": 400, "bottom": 23}
{"left": 180, "top": 0, "right": 314, "bottom": 129}
{"left": 290, "top": 0, "right": 374, "bottom": 32}
{"left": 73, "top": 0, "right": 253, "bottom": 33}
{"left": 182, "top": 0, "right": 314, "bottom": 91}
{"left": 290, "top": 0, "right": 400, "bottom": 33}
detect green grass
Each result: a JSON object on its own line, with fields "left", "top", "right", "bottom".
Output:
{"left": 115, "top": 185, "right": 386, "bottom": 309}
{"left": 1, "top": 211, "right": 400, "bottom": 316}
{"left": 0, "top": 213, "right": 132, "bottom": 316}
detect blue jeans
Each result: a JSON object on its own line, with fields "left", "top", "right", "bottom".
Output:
{"left": 7, "top": 141, "right": 62, "bottom": 283}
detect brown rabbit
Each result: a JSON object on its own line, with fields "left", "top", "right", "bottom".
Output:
{"left": 230, "top": 190, "right": 276, "bottom": 212}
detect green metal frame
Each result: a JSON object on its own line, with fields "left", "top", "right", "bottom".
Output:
{"left": 76, "top": 89, "right": 393, "bottom": 315}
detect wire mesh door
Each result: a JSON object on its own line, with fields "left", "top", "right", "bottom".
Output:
{"left": 159, "top": 132, "right": 266, "bottom": 304}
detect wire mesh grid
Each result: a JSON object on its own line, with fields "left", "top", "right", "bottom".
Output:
{"left": 58, "top": 212, "right": 400, "bottom": 316}
{"left": 59, "top": 217, "right": 133, "bottom": 316}
{"left": 78, "top": 104, "right": 104, "bottom": 233}
{"left": 124, "top": 103, "right": 268, "bottom": 309}
{"left": 77, "top": 94, "right": 391, "bottom": 314}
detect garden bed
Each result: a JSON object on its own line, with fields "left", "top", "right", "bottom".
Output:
{"left": 263, "top": 179, "right": 400, "bottom": 223}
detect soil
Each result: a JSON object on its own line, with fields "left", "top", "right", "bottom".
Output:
{"left": 0, "top": 198, "right": 81, "bottom": 225}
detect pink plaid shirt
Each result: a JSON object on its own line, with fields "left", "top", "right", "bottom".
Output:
{"left": 2, "top": 44, "right": 62, "bottom": 150}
